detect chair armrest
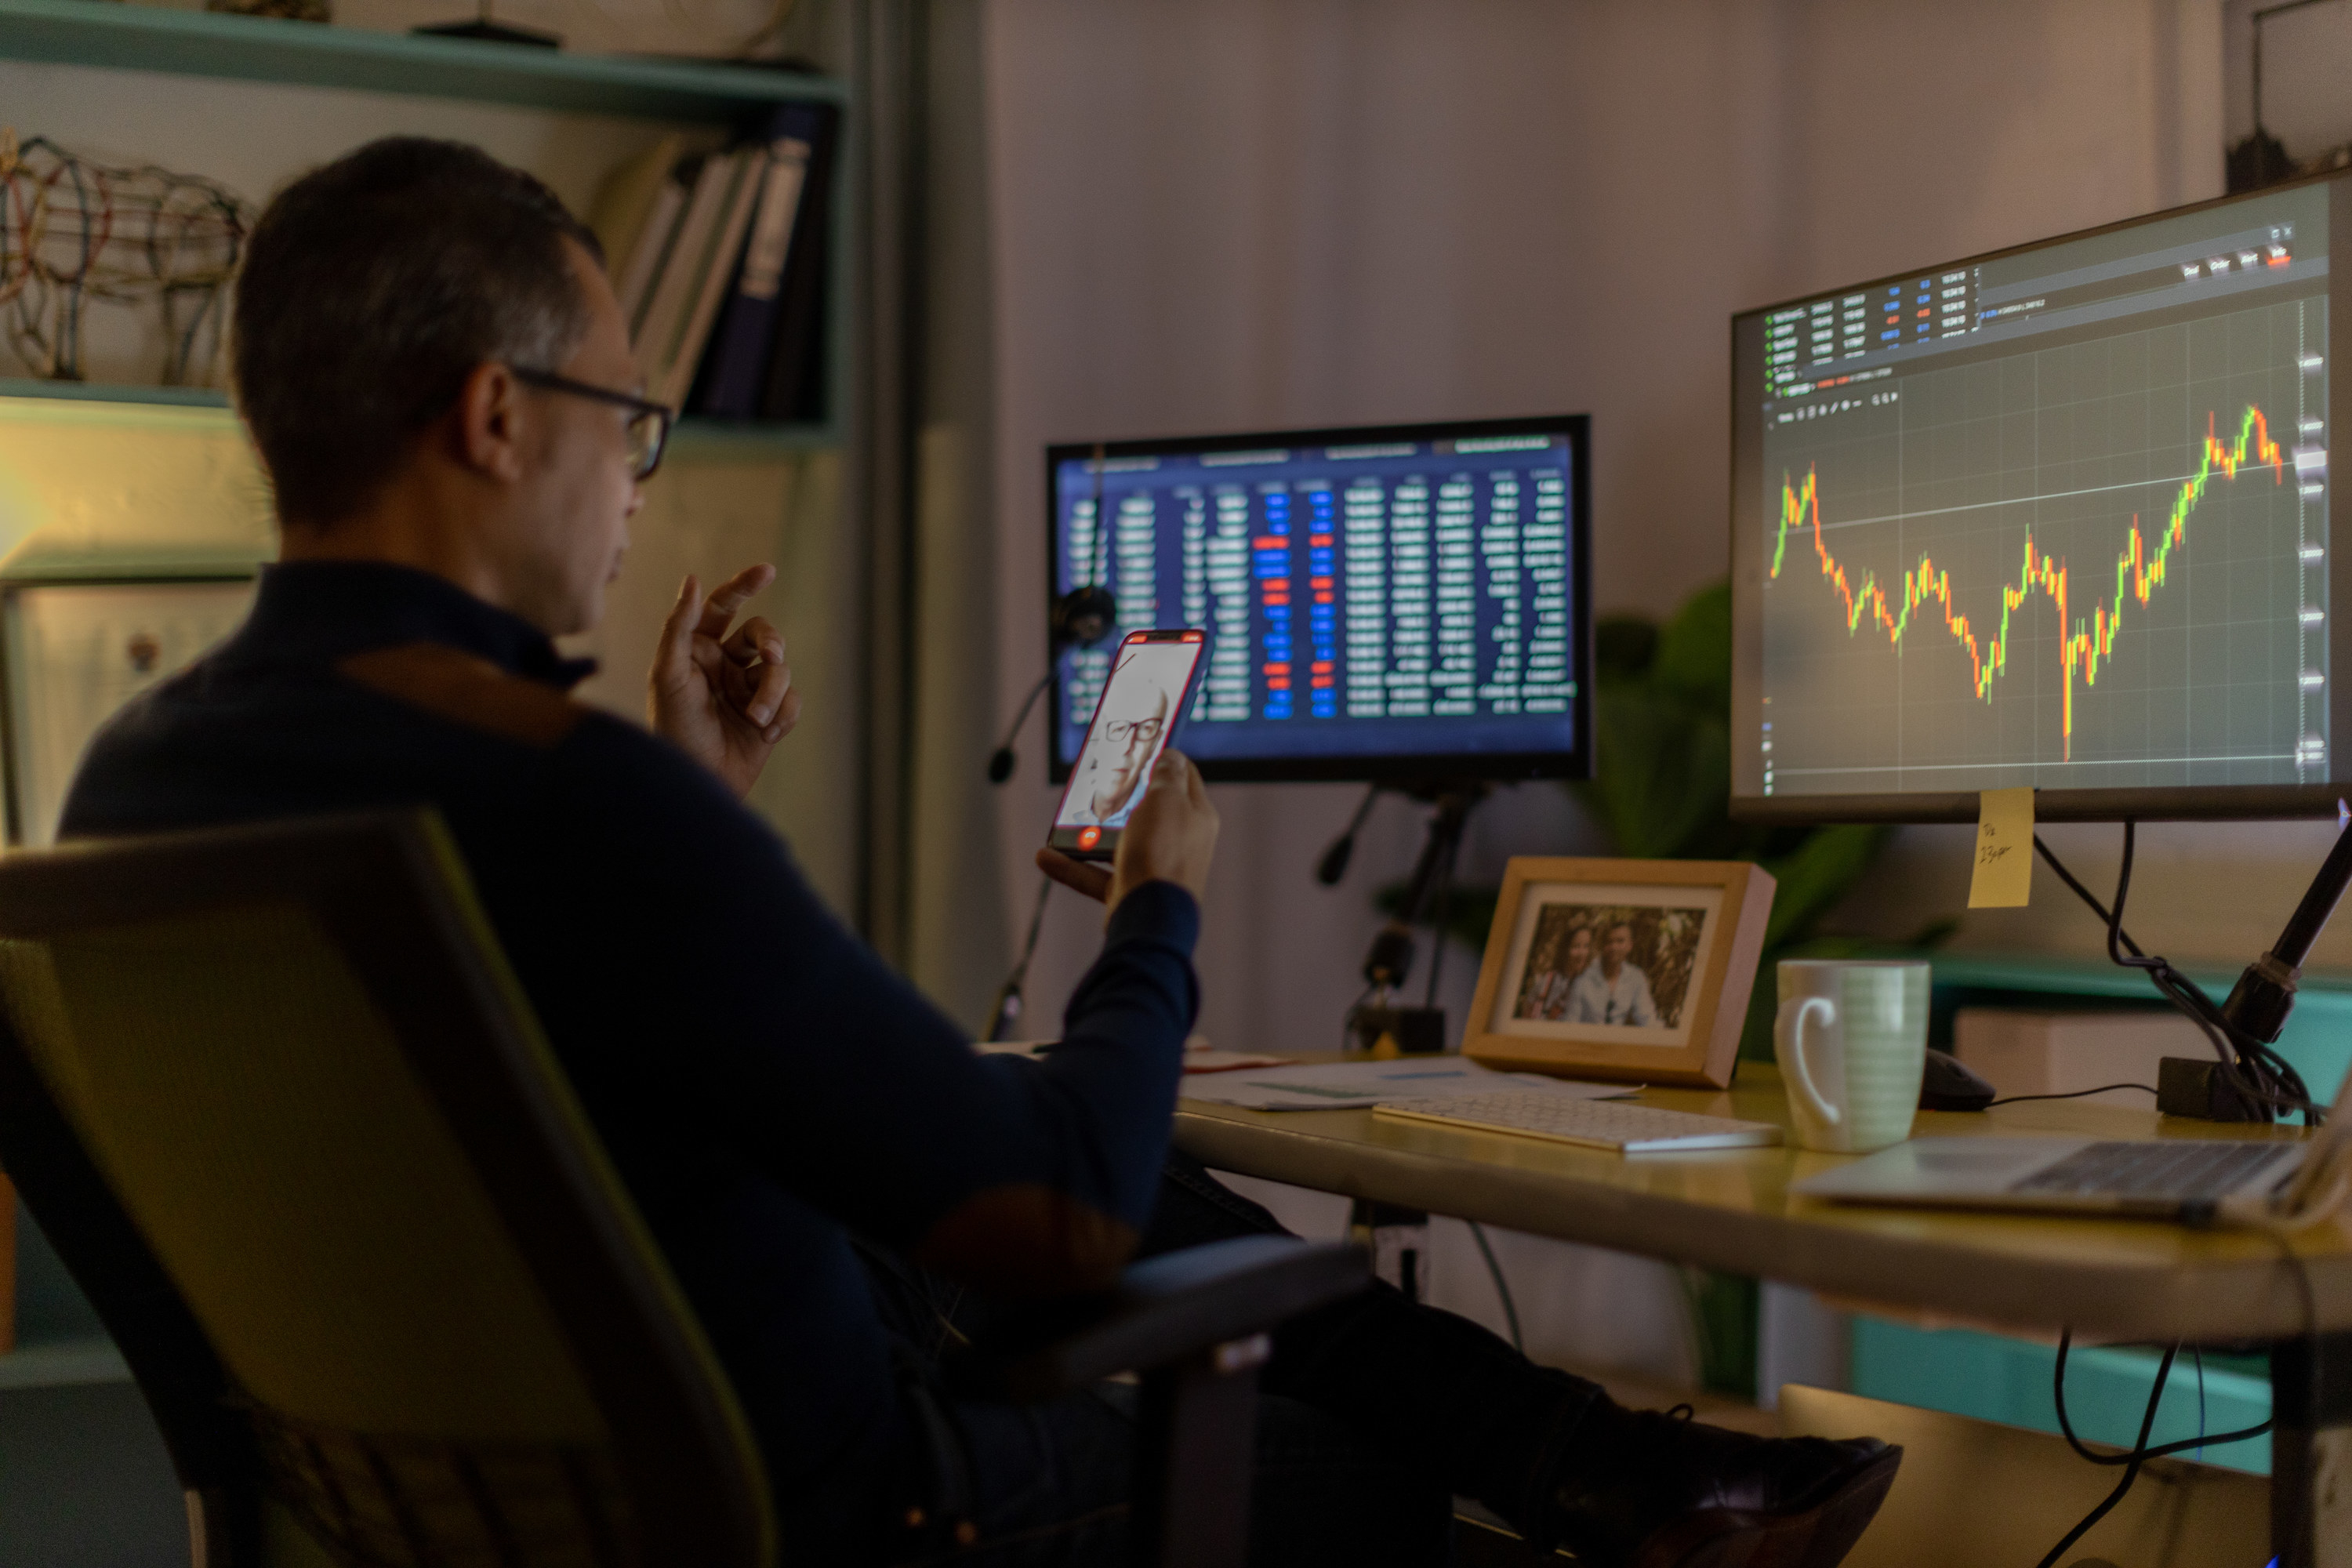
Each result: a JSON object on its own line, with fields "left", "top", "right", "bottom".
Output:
{"left": 947, "top": 1236, "right": 1370, "bottom": 1402}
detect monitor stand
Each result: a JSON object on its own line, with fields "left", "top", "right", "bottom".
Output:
{"left": 1349, "top": 782, "right": 1487, "bottom": 1056}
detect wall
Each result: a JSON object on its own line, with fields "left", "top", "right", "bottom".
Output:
{"left": 977, "top": 0, "right": 2237, "bottom": 1385}
{"left": 984, "top": 0, "right": 2234, "bottom": 1066}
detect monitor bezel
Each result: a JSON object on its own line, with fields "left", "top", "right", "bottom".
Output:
{"left": 1044, "top": 413, "right": 1595, "bottom": 786}
{"left": 1727, "top": 167, "right": 2351, "bottom": 826}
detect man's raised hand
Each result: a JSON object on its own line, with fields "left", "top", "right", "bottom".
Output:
{"left": 1036, "top": 750, "right": 1218, "bottom": 918}
{"left": 650, "top": 565, "right": 801, "bottom": 798}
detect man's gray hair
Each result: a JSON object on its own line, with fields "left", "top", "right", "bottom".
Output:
{"left": 231, "top": 137, "right": 602, "bottom": 528}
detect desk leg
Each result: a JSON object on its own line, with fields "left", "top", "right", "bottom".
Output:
{"left": 2271, "top": 1331, "right": 2352, "bottom": 1568}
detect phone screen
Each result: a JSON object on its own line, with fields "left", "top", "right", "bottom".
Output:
{"left": 1048, "top": 630, "right": 1207, "bottom": 859}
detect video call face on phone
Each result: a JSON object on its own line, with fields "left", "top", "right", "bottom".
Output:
{"left": 1049, "top": 632, "right": 1206, "bottom": 859}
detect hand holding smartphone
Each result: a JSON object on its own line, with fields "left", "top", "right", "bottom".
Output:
{"left": 1048, "top": 630, "right": 1208, "bottom": 861}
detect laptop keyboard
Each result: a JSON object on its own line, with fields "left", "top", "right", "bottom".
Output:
{"left": 2009, "top": 1140, "right": 2290, "bottom": 1200}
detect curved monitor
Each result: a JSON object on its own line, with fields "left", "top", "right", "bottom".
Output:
{"left": 1047, "top": 416, "right": 1592, "bottom": 784}
{"left": 1731, "top": 170, "right": 2350, "bottom": 822}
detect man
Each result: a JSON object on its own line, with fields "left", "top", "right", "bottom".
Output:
{"left": 1570, "top": 921, "right": 1661, "bottom": 1028}
{"left": 1064, "top": 680, "right": 1168, "bottom": 825}
{"left": 63, "top": 140, "right": 1895, "bottom": 1566}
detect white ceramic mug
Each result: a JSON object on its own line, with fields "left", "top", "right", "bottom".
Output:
{"left": 1773, "top": 960, "right": 1931, "bottom": 1153}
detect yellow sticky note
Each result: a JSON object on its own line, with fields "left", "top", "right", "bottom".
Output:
{"left": 1968, "top": 788, "right": 2034, "bottom": 908}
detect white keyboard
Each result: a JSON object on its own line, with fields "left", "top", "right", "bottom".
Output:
{"left": 1374, "top": 1090, "right": 1784, "bottom": 1153}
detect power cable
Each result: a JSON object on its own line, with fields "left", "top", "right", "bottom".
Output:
{"left": 1467, "top": 1221, "right": 1523, "bottom": 1354}
{"left": 2032, "top": 1339, "right": 2179, "bottom": 1568}
{"left": 2032, "top": 827, "right": 2321, "bottom": 1123}
{"left": 1986, "top": 1083, "right": 2156, "bottom": 1107}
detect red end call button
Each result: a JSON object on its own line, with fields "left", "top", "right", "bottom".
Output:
{"left": 1076, "top": 826, "right": 1102, "bottom": 850}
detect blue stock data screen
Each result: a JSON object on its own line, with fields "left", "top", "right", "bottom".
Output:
{"left": 1047, "top": 417, "right": 1592, "bottom": 782}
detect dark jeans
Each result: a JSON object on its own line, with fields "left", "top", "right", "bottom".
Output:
{"left": 862, "top": 1153, "right": 1603, "bottom": 1566}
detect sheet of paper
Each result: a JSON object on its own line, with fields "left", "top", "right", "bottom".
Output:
{"left": 1967, "top": 786, "right": 2034, "bottom": 908}
{"left": 1178, "top": 1058, "right": 1640, "bottom": 1112}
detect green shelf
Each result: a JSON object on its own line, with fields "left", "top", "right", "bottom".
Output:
{"left": 0, "top": 0, "right": 844, "bottom": 121}
{"left": 0, "top": 377, "right": 231, "bottom": 412}
{"left": 1929, "top": 949, "right": 2352, "bottom": 1106}
{"left": 0, "top": 379, "right": 837, "bottom": 452}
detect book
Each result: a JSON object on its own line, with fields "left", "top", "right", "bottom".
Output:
{"left": 693, "top": 103, "right": 828, "bottom": 419}
{"left": 630, "top": 149, "right": 742, "bottom": 394}
{"left": 586, "top": 132, "right": 684, "bottom": 281}
{"left": 646, "top": 148, "right": 765, "bottom": 410}
{"left": 614, "top": 154, "right": 695, "bottom": 341}
{"left": 757, "top": 103, "right": 838, "bottom": 422}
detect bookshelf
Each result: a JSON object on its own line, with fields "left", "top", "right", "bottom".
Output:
{"left": 0, "top": 0, "right": 847, "bottom": 121}
{"left": 0, "top": 379, "right": 840, "bottom": 457}
{"left": 0, "top": 0, "right": 849, "bottom": 445}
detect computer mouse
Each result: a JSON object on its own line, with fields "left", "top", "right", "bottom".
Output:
{"left": 1919, "top": 1047, "right": 1996, "bottom": 1112}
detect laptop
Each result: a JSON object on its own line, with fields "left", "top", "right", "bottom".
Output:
{"left": 1792, "top": 1058, "right": 2352, "bottom": 1225}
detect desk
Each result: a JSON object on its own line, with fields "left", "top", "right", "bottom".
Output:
{"left": 1174, "top": 1062, "right": 2352, "bottom": 1565}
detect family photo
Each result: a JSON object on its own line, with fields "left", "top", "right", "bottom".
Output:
{"left": 1508, "top": 901, "right": 1709, "bottom": 1030}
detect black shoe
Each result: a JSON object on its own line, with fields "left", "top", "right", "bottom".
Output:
{"left": 1549, "top": 1406, "right": 1900, "bottom": 1568}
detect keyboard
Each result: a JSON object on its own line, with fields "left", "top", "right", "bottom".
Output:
{"left": 2009, "top": 1140, "right": 2299, "bottom": 1201}
{"left": 1373, "top": 1091, "right": 1784, "bottom": 1153}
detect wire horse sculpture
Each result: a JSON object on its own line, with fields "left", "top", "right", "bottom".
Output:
{"left": 0, "top": 129, "right": 252, "bottom": 387}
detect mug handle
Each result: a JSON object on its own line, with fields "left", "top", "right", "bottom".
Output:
{"left": 1782, "top": 996, "right": 1842, "bottom": 1127}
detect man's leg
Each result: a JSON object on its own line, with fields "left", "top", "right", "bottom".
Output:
{"left": 1148, "top": 1149, "right": 1602, "bottom": 1529}
{"left": 855, "top": 1236, "right": 1453, "bottom": 1567}
{"left": 1145, "top": 1152, "right": 1904, "bottom": 1566}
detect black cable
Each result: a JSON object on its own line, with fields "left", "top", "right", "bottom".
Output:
{"left": 981, "top": 874, "right": 1054, "bottom": 1042}
{"left": 2034, "top": 1338, "right": 2179, "bottom": 1568}
{"left": 2032, "top": 829, "right": 2322, "bottom": 1124}
{"left": 1468, "top": 1221, "right": 1523, "bottom": 1354}
{"left": 2192, "top": 1346, "right": 2206, "bottom": 1462}
{"left": 1422, "top": 829, "right": 1463, "bottom": 1010}
{"left": 1987, "top": 1083, "right": 2157, "bottom": 1107}
{"left": 2050, "top": 1330, "right": 2272, "bottom": 1465}
{"left": 986, "top": 669, "right": 1054, "bottom": 783}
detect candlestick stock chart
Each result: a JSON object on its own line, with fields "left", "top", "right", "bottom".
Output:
{"left": 1758, "top": 300, "right": 2325, "bottom": 794}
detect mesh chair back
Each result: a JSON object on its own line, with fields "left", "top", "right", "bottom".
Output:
{"left": 0, "top": 811, "right": 773, "bottom": 1568}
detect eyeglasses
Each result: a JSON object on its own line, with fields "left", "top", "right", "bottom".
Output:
{"left": 510, "top": 367, "right": 673, "bottom": 480}
{"left": 1102, "top": 717, "right": 1165, "bottom": 743}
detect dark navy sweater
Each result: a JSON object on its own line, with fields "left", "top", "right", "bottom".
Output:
{"left": 61, "top": 560, "right": 1200, "bottom": 1517}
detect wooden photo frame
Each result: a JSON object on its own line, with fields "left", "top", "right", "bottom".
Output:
{"left": 1462, "top": 858, "right": 1776, "bottom": 1089}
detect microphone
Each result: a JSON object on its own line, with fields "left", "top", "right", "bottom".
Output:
{"left": 1315, "top": 784, "right": 1384, "bottom": 885}
{"left": 990, "top": 584, "right": 1124, "bottom": 785}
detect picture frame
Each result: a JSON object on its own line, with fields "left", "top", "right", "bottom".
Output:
{"left": 1462, "top": 857, "right": 1777, "bottom": 1089}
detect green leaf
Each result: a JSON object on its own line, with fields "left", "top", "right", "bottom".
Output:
{"left": 1651, "top": 580, "right": 1733, "bottom": 714}
{"left": 1757, "top": 822, "right": 1889, "bottom": 953}
{"left": 1578, "top": 686, "right": 1730, "bottom": 859}
{"left": 1594, "top": 615, "right": 1660, "bottom": 683}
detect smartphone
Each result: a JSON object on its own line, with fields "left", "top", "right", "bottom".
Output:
{"left": 1048, "top": 629, "right": 1209, "bottom": 860}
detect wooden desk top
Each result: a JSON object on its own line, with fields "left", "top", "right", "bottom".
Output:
{"left": 1174, "top": 1062, "right": 2352, "bottom": 1341}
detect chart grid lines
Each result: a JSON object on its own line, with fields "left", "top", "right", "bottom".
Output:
{"left": 1758, "top": 296, "right": 2326, "bottom": 797}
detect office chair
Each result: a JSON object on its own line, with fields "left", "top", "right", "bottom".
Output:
{"left": 0, "top": 809, "right": 1367, "bottom": 1568}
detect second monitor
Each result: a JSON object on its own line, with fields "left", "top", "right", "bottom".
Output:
{"left": 1047, "top": 416, "right": 1593, "bottom": 783}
